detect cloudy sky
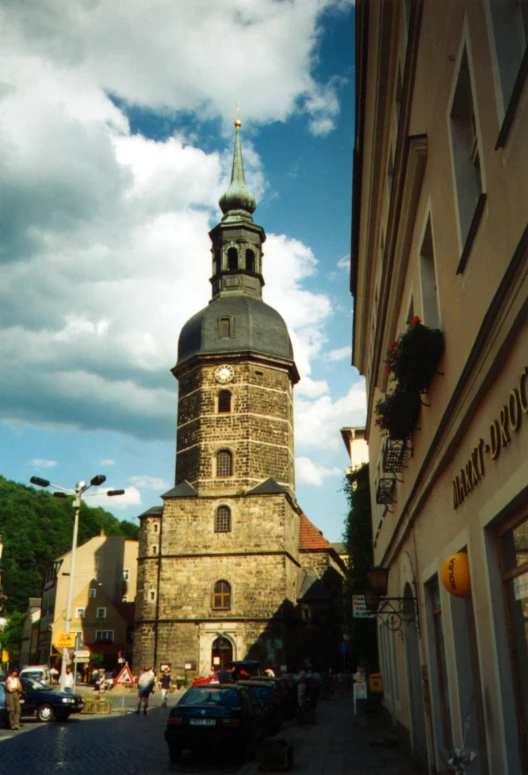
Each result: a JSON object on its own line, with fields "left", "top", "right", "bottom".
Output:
{"left": 0, "top": 0, "right": 365, "bottom": 542}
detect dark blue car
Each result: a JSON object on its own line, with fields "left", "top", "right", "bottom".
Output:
{"left": 0, "top": 677, "right": 84, "bottom": 723}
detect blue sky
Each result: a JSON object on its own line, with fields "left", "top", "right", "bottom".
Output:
{"left": 0, "top": 0, "right": 365, "bottom": 542}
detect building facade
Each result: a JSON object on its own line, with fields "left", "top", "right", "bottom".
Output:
{"left": 352, "top": 1, "right": 528, "bottom": 773}
{"left": 133, "top": 120, "right": 344, "bottom": 676}
{"left": 37, "top": 533, "right": 138, "bottom": 667}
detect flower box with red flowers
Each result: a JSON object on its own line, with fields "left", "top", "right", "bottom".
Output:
{"left": 385, "top": 317, "right": 444, "bottom": 393}
{"left": 375, "top": 389, "right": 422, "bottom": 440}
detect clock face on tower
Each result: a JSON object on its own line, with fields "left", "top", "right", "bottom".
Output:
{"left": 215, "top": 364, "right": 235, "bottom": 384}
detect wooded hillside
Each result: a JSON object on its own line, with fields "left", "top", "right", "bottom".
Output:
{"left": 0, "top": 475, "right": 139, "bottom": 616}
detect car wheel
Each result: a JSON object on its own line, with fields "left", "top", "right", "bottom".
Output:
{"left": 37, "top": 703, "right": 55, "bottom": 722}
{"left": 168, "top": 745, "right": 182, "bottom": 763}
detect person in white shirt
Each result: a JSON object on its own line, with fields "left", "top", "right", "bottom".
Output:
{"left": 6, "top": 668, "right": 23, "bottom": 729}
{"left": 64, "top": 666, "right": 75, "bottom": 691}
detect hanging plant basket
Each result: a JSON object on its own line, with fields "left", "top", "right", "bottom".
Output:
{"left": 375, "top": 389, "right": 421, "bottom": 440}
{"left": 386, "top": 318, "right": 445, "bottom": 393}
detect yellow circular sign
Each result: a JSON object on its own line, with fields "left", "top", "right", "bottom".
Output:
{"left": 441, "top": 553, "right": 472, "bottom": 598}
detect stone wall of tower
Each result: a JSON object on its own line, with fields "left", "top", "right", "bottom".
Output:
{"left": 133, "top": 493, "right": 301, "bottom": 673}
{"left": 176, "top": 358, "right": 295, "bottom": 497}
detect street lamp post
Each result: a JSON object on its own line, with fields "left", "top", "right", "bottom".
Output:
{"left": 30, "top": 475, "right": 124, "bottom": 692}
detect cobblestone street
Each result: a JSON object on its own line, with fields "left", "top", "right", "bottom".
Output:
{"left": 0, "top": 692, "right": 417, "bottom": 775}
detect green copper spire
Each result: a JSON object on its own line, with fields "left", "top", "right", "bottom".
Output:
{"left": 219, "top": 111, "right": 257, "bottom": 215}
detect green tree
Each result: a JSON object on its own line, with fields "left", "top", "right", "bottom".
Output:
{"left": 342, "top": 464, "right": 378, "bottom": 672}
{"left": 0, "top": 475, "right": 140, "bottom": 621}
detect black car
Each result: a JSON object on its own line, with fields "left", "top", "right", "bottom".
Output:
{"left": 0, "top": 677, "right": 85, "bottom": 723}
{"left": 165, "top": 683, "right": 264, "bottom": 763}
{"left": 239, "top": 680, "right": 282, "bottom": 735}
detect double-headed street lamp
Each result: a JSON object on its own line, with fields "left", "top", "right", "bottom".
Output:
{"left": 30, "top": 475, "right": 124, "bottom": 692}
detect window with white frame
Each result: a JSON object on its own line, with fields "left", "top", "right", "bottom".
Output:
{"left": 488, "top": 0, "right": 528, "bottom": 114}
{"left": 122, "top": 596, "right": 128, "bottom": 602}
{"left": 123, "top": 569, "right": 130, "bottom": 580}
{"left": 89, "top": 589, "right": 96, "bottom": 598}
{"left": 449, "top": 49, "right": 484, "bottom": 252}
{"left": 419, "top": 217, "right": 441, "bottom": 329}
{"left": 96, "top": 630, "right": 114, "bottom": 642}
{"left": 96, "top": 607, "right": 106, "bottom": 619}
{"left": 75, "top": 607, "right": 85, "bottom": 619}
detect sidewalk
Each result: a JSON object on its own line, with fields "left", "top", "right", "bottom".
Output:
{"left": 245, "top": 693, "right": 417, "bottom": 775}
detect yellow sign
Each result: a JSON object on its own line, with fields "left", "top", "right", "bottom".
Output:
{"left": 2, "top": 649, "right": 9, "bottom": 663}
{"left": 55, "top": 632, "right": 76, "bottom": 649}
{"left": 369, "top": 673, "right": 384, "bottom": 693}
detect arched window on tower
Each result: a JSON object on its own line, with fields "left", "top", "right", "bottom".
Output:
{"left": 216, "top": 450, "right": 233, "bottom": 477}
{"left": 212, "top": 580, "right": 231, "bottom": 610}
{"left": 215, "top": 506, "right": 231, "bottom": 533}
{"left": 219, "top": 317, "right": 231, "bottom": 338}
{"left": 227, "top": 247, "right": 238, "bottom": 270}
{"left": 218, "top": 390, "right": 231, "bottom": 413}
{"left": 245, "top": 249, "right": 255, "bottom": 272}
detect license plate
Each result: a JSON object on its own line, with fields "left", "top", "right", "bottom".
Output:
{"left": 190, "top": 718, "right": 215, "bottom": 726}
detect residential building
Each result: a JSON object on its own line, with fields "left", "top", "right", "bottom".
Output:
{"left": 133, "top": 119, "right": 344, "bottom": 676}
{"left": 340, "top": 426, "right": 369, "bottom": 478}
{"left": 20, "top": 597, "right": 41, "bottom": 668}
{"left": 37, "top": 533, "right": 138, "bottom": 668}
{"left": 351, "top": 1, "right": 528, "bottom": 773}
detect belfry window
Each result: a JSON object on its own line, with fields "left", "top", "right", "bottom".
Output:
{"left": 219, "top": 317, "right": 231, "bottom": 338}
{"left": 218, "top": 390, "right": 231, "bottom": 413}
{"left": 216, "top": 450, "right": 233, "bottom": 477}
{"left": 227, "top": 247, "right": 238, "bottom": 270}
{"left": 212, "top": 580, "right": 231, "bottom": 610}
{"left": 245, "top": 249, "right": 255, "bottom": 272}
{"left": 215, "top": 506, "right": 231, "bottom": 533}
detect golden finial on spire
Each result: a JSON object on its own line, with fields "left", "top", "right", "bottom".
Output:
{"left": 234, "top": 101, "right": 242, "bottom": 128}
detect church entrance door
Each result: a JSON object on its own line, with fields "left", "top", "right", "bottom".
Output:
{"left": 212, "top": 636, "right": 233, "bottom": 669}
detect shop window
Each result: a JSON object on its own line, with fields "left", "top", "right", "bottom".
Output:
{"left": 427, "top": 579, "right": 453, "bottom": 753}
{"left": 216, "top": 450, "right": 233, "bottom": 478}
{"left": 227, "top": 247, "right": 238, "bottom": 270}
{"left": 498, "top": 509, "right": 528, "bottom": 768}
{"left": 215, "top": 506, "right": 231, "bottom": 533}
{"left": 212, "top": 580, "right": 231, "bottom": 610}
{"left": 218, "top": 390, "right": 231, "bottom": 413}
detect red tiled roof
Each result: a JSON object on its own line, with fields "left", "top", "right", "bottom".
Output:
{"left": 299, "top": 513, "right": 333, "bottom": 551}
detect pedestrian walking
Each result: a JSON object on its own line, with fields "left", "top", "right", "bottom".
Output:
{"left": 136, "top": 666, "right": 155, "bottom": 715}
{"left": 160, "top": 667, "right": 172, "bottom": 708}
{"left": 6, "top": 668, "right": 23, "bottom": 730}
{"left": 64, "top": 666, "right": 75, "bottom": 691}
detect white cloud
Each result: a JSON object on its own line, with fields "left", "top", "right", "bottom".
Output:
{"left": 87, "top": 486, "right": 142, "bottom": 510}
{"left": 0, "top": 0, "right": 344, "bottom": 443}
{"left": 129, "top": 475, "right": 170, "bottom": 491}
{"left": 27, "top": 458, "right": 57, "bottom": 469}
{"left": 328, "top": 346, "right": 352, "bottom": 362}
{"left": 337, "top": 255, "right": 350, "bottom": 270}
{"left": 100, "top": 459, "right": 115, "bottom": 466}
{"left": 295, "top": 380, "right": 367, "bottom": 453}
{"left": 296, "top": 457, "right": 342, "bottom": 486}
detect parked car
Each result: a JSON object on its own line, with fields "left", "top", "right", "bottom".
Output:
{"left": 225, "top": 660, "right": 261, "bottom": 677}
{"left": 239, "top": 680, "right": 282, "bottom": 735}
{"left": 249, "top": 676, "right": 296, "bottom": 719}
{"left": 165, "top": 683, "right": 264, "bottom": 764}
{"left": 0, "top": 677, "right": 85, "bottom": 723}
{"left": 19, "top": 665, "right": 51, "bottom": 687}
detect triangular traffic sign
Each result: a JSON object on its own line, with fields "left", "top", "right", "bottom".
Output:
{"left": 115, "top": 663, "right": 135, "bottom": 685}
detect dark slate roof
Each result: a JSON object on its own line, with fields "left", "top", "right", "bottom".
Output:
{"left": 331, "top": 542, "right": 347, "bottom": 555}
{"left": 161, "top": 481, "right": 198, "bottom": 498}
{"left": 298, "top": 568, "right": 331, "bottom": 602}
{"left": 247, "top": 478, "right": 287, "bottom": 495}
{"left": 176, "top": 295, "right": 295, "bottom": 368}
{"left": 138, "top": 506, "right": 163, "bottom": 518}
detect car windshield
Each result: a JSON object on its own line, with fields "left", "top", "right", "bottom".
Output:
{"left": 246, "top": 685, "right": 274, "bottom": 701}
{"left": 179, "top": 688, "right": 241, "bottom": 708}
{"left": 23, "top": 677, "right": 48, "bottom": 691}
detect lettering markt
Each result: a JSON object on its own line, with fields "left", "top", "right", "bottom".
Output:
{"left": 452, "top": 367, "right": 527, "bottom": 509}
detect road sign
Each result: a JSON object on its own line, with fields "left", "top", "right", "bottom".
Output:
{"left": 74, "top": 650, "right": 90, "bottom": 660}
{"left": 352, "top": 595, "right": 376, "bottom": 618}
{"left": 55, "top": 632, "right": 76, "bottom": 649}
{"left": 115, "top": 664, "right": 134, "bottom": 685}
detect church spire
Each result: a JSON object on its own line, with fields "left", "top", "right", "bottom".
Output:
{"left": 218, "top": 110, "right": 257, "bottom": 216}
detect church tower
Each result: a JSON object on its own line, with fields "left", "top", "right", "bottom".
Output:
{"left": 133, "top": 118, "right": 307, "bottom": 674}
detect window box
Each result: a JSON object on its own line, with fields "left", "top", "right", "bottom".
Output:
{"left": 375, "top": 389, "right": 421, "bottom": 441}
{"left": 385, "top": 317, "right": 444, "bottom": 394}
